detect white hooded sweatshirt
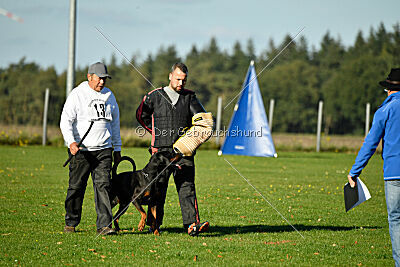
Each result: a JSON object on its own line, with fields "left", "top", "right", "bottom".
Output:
{"left": 60, "top": 81, "right": 121, "bottom": 152}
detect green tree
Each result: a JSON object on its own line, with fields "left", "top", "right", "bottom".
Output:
{"left": 258, "top": 60, "right": 319, "bottom": 133}
{"left": 322, "top": 54, "right": 389, "bottom": 134}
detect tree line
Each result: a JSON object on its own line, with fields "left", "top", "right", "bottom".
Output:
{"left": 1, "top": 22, "right": 400, "bottom": 135}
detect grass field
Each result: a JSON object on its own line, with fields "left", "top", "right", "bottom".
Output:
{"left": 0, "top": 146, "right": 393, "bottom": 265}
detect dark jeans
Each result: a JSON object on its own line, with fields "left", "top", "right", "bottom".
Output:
{"left": 147, "top": 149, "right": 200, "bottom": 228}
{"left": 65, "top": 148, "right": 113, "bottom": 230}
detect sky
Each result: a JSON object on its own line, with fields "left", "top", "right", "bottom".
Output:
{"left": 1, "top": 0, "right": 399, "bottom": 73}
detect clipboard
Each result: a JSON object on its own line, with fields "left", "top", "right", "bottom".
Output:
{"left": 344, "top": 177, "right": 371, "bottom": 212}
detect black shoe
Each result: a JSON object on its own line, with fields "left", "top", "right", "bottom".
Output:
{"left": 97, "top": 227, "right": 116, "bottom": 235}
{"left": 188, "top": 221, "right": 209, "bottom": 236}
{"left": 64, "top": 225, "right": 75, "bottom": 233}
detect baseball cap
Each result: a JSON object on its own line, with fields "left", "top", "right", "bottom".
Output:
{"left": 88, "top": 62, "right": 112, "bottom": 79}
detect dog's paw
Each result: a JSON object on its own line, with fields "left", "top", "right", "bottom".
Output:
{"left": 138, "top": 221, "right": 146, "bottom": 232}
{"left": 153, "top": 229, "right": 160, "bottom": 236}
{"left": 149, "top": 226, "right": 161, "bottom": 235}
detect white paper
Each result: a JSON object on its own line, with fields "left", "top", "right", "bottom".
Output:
{"left": 346, "top": 177, "right": 371, "bottom": 211}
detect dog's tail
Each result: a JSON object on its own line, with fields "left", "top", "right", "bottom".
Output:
{"left": 110, "top": 156, "right": 136, "bottom": 208}
{"left": 112, "top": 156, "right": 137, "bottom": 179}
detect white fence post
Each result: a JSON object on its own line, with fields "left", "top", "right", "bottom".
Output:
{"left": 365, "top": 103, "right": 370, "bottom": 137}
{"left": 42, "top": 88, "right": 50, "bottom": 146}
{"left": 269, "top": 99, "right": 274, "bottom": 132}
{"left": 215, "top": 96, "right": 223, "bottom": 146}
{"left": 316, "top": 100, "right": 323, "bottom": 152}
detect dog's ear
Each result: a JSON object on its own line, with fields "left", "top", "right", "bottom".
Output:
{"left": 150, "top": 152, "right": 162, "bottom": 164}
{"left": 153, "top": 151, "right": 169, "bottom": 163}
{"left": 161, "top": 152, "right": 174, "bottom": 165}
{"left": 146, "top": 153, "right": 164, "bottom": 172}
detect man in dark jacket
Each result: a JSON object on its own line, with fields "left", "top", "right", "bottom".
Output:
{"left": 348, "top": 68, "right": 400, "bottom": 266}
{"left": 136, "top": 63, "right": 209, "bottom": 236}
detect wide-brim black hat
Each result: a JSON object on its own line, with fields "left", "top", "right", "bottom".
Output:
{"left": 379, "top": 68, "right": 400, "bottom": 90}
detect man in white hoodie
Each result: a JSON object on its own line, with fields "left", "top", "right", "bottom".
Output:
{"left": 60, "top": 62, "right": 122, "bottom": 235}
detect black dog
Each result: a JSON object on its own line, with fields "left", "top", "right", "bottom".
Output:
{"left": 110, "top": 151, "right": 178, "bottom": 235}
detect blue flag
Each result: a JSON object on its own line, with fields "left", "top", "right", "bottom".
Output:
{"left": 219, "top": 61, "right": 277, "bottom": 157}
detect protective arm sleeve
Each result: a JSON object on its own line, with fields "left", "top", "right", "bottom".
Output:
{"left": 173, "top": 112, "right": 214, "bottom": 156}
{"left": 349, "top": 110, "right": 385, "bottom": 177}
{"left": 136, "top": 93, "right": 154, "bottom": 133}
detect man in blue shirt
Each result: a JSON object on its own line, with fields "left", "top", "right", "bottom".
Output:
{"left": 348, "top": 68, "right": 400, "bottom": 266}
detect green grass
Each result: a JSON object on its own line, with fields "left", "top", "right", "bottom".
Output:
{"left": 0, "top": 146, "right": 393, "bottom": 265}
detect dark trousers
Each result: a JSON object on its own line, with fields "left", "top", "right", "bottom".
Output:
{"left": 147, "top": 150, "right": 200, "bottom": 228}
{"left": 65, "top": 148, "right": 113, "bottom": 230}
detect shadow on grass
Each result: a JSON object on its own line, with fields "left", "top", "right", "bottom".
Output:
{"left": 115, "top": 224, "right": 381, "bottom": 237}
{"left": 274, "top": 153, "right": 339, "bottom": 159}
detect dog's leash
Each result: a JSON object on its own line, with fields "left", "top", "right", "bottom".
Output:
{"left": 63, "top": 121, "right": 94, "bottom": 167}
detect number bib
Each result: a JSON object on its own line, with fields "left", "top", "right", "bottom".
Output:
{"left": 88, "top": 98, "right": 113, "bottom": 121}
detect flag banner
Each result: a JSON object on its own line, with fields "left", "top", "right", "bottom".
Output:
{"left": 219, "top": 61, "right": 276, "bottom": 157}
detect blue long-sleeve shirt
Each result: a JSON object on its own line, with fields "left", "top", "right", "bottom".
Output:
{"left": 349, "top": 92, "right": 400, "bottom": 180}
